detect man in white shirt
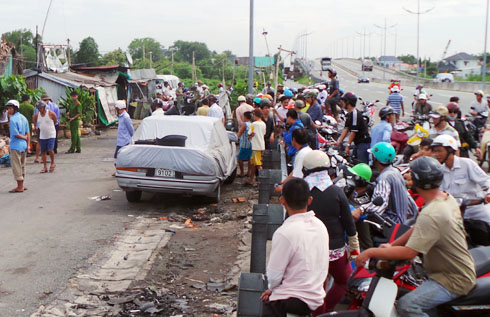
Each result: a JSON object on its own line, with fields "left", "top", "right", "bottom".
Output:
{"left": 207, "top": 95, "right": 225, "bottom": 125}
{"left": 261, "top": 178, "right": 329, "bottom": 316}
{"left": 470, "top": 90, "right": 488, "bottom": 116}
{"left": 318, "top": 84, "right": 328, "bottom": 105}
{"left": 151, "top": 99, "right": 165, "bottom": 116}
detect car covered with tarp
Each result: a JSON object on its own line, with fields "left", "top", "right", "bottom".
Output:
{"left": 115, "top": 115, "right": 237, "bottom": 202}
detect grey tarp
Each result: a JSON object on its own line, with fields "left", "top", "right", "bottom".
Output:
{"left": 116, "top": 116, "right": 235, "bottom": 178}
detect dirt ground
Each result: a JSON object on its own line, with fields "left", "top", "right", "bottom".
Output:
{"left": 112, "top": 174, "right": 257, "bottom": 316}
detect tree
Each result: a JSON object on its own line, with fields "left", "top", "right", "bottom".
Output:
{"left": 2, "top": 29, "right": 42, "bottom": 67}
{"left": 75, "top": 37, "right": 100, "bottom": 65}
{"left": 170, "top": 40, "right": 211, "bottom": 63}
{"left": 128, "top": 38, "right": 164, "bottom": 63}
{"left": 397, "top": 54, "right": 417, "bottom": 65}
{"left": 101, "top": 48, "right": 127, "bottom": 66}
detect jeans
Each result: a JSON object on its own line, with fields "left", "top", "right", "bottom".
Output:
{"left": 354, "top": 142, "right": 370, "bottom": 164}
{"left": 397, "top": 279, "right": 460, "bottom": 317}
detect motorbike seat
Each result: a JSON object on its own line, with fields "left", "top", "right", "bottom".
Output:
{"left": 470, "top": 246, "right": 490, "bottom": 276}
{"left": 444, "top": 277, "right": 490, "bottom": 306}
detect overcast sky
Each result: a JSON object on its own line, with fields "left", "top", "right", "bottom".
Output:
{"left": 1, "top": 0, "right": 488, "bottom": 61}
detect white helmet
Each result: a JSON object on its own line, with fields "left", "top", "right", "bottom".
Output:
{"left": 6, "top": 100, "right": 20, "bottom": 108}
{"left": 115, "top": 100, "right": 127, "bottom": 109}
{"left": 431, "top": 134, "right": 458, "bottom": 151}
{"left": 391, "top": 86, "right": 400, "bottom": 93}
{"left": 303, "top": 150, "right": 331, "bottom": 170}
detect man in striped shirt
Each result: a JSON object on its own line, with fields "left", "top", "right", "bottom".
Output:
{"left": 352, "top": 142, "right": 417, "bottom": 227}
{"left": 386, "top": 86, "right": 404, "bottom": 120}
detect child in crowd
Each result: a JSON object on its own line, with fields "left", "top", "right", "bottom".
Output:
{"left": 246, "top": 108, "right": 266, "bottom": 186}
{"left": 237, "top": 111, "right": 253, "bottom": 178}
{"left": 410, "top": 138, "right": 433, "bottom": 161}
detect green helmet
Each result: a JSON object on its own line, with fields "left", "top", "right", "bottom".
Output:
{"left": 347, "top": 163, "right": 372, "bottom": 182}
{"left": 370, "top": 142, "right": 396, "bottom": 164}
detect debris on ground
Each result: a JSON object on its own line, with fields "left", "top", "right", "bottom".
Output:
{"left": 89, "top": 195, "right": 112, "bottom": 201}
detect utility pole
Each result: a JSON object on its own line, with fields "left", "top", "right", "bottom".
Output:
{"left": 483, "top": 0, "right": 489, "bottom": 84}
{"left": 67, "top": 38, "right": 71, "bottom": 65}
{"left": 375, "top": 18, "right": 396, "bottom": 80}
{"left": 404, "top": 0, "right": 435, "bottom": 75}
{"left": 248, "top": 0, "right": 254, "bottom": 94}
{"left": 142, "top": 45, "right": 146, "bottom": 68}
{"left": 171, "top": 50, "right": 174, "bottom": 75}
{"left": 192, "top": 51, "right": 196, "bottom": 83}
{"left": 149, "top": 51, "right": 152, "bottom": 68}
{"left": 357, "top": 28, "right": 369, "bottom": 59}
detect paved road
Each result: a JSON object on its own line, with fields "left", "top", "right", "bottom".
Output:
{"left": 0, "top": 131, "right": 135, "bottom": 316}
{"left": 334, "top": 58, "right": 402, "bottom": 82}
{"left": 309, "top": 58, "right": 479, "bottom": 116}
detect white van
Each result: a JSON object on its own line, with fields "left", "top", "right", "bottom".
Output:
{"left": 435, "top": 73, "right": 454, "bottom": 83}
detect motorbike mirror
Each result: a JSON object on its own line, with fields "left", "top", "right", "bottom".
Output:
{"left": 358, "top": 97, "right": 363, "bottom": 100}
{"left": 375, "top": 100, "right": 380, "bottom": 103}
{"left": 373, "top": 196, "right": 384, "bottom": 206}
{"left": 315, "top": 120, "right": 322, "bottom": 126}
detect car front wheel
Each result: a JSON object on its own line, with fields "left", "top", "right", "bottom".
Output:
{"left": 224, "top": 168, "right": 237, "bottom": 184}
{"left": 126, "top": 190, "right": 142, "bottom": 202}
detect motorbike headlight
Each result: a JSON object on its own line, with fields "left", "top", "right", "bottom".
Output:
{"left": 358, "top": 278, "right": 372, "bottom": 293}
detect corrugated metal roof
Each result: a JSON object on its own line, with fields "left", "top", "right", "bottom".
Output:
{"left": 129, "top": 68, "right": 156, "bottom": 80}
{"left": 71, "top": 65, "right": 129, "bottom": 71}
{"left": 444, "top": 52, "right": 478, "bottom": 61}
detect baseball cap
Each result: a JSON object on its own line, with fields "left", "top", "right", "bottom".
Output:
{"left": 418, "top": 94, "right": 428, "bottom": 100}
{"left": 115, "top": 100, "right": 127, "bottom": 109}
{"left": 237, "top": 95, "right": 246, "bottom": 102}
{"left": 429, "top": 105, "right": 449, "bottom": 118}
{"left": 294, "top": 100, "right": 306, "bottom": 109}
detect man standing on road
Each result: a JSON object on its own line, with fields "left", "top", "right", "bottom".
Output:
{"left": 336, "top": 92, "right": 371, "bottom": 164}
{"left": 66, "top": 91, "right": 82, "bottom": 154}
{"left": 261, "top": 178, "right": 329, "bottom": 316}
{"left": 19, "top": 94, "right": 34, "bottom": 155}
{"left": 355, "top": 156, "right": 476, "bottom": 316}
{"left": 208, "top": 95, "right": 225, "bottom": 125}
{"left": 33, "top": 101, "right": 57, "bottom": 173}
{"left": 115, "top": 100, "right": 134, "bottom": 159}
{"left": 235, "top": 95, "right": 253, "bottom": 129}
{"left": 386, "top": 86, "right": 404, "bottom": 120}
{"left": 326, "top": 68, "right": 340, "bottom": 119}
{"left": 175, "top": 82, "right": 185, "bottom": 111}
{"left": 6, "top": 100, "right": 30, "bottom": 193}
{"left": 42, "top": 94, "right": 60, "bottom": 153}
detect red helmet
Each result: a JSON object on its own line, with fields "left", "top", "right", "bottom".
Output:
{"left": 218, "top": 83, "right": 223, "bottom": 87}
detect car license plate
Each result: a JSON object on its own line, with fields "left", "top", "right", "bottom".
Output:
{"left": 155, "top": 169, "right": 175, "bottom": 178}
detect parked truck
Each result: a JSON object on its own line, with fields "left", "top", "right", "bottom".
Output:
{"left": 362, "top": 59, "right": 373, "bottom": 71}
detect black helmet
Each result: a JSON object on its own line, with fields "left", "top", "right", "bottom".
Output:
{"left": 340, "top": 92, "right": 357, "bottom": 107}
{"left": 410, "top": 156, "right": 443, "bottom": 190}
{"left": 379, "top": 106, "right": 395, "bottom": 119}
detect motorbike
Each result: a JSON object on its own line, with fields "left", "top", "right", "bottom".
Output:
{"left": 391, "top": 122, "right": 410, "bottom": 155}
{"left": 323, "top": 248, "right": 490, "bottom": 317}
{"left": 358, "top": 97, "right": 378, "bottom": 128}
{"left": 466, "top": 112, "right": 488, "bottom": 142}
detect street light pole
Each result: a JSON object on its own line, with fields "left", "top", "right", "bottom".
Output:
{"left": 248, "top": 0, "right": 254, "bottom": 94}
{"left": 483, "top": 0, "right": 489, "bottom": 84}
{"left": 375, "top": 19, "right": 396, "bottom": 80}
{"left": 404, "top": 0, "right": 434, "bottom": 75}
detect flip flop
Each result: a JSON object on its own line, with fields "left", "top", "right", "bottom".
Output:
{"left": 40, "top": 169, "right": 48, "bottom": 173}
{"left": 49, "top": 165, "right": 56, "bottom": 172}
{"left": 9, "top": 188, "right": 24, "bottom": 193}
{"left": 34, "top": 159, "right": 40, "bottom": 163}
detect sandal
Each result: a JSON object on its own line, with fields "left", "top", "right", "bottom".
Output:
{"left": 34, "top": 159, "right": 40, "bottom": 163}
{"left": 9, "top": 188, "right": 24, "bottom": 193}
{"left": 40, "top": 169, "right": 48, "bottom": 173}
{"left": 49, "top": 165, "right": 56, "bottom": 172}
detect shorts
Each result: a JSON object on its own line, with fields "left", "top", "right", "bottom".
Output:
{"left": 40, "top": 138, "right": 55, "bottom": 153}
{"left": 11, "top": 149, "right": 26, "bottom": 181}
{"left": 250, "top": 150, "right": 262, "bottom": 166}
{"left": 237, "top": 147, "right": 252, "bottom": 161}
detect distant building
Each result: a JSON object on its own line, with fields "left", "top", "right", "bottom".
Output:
{"left": 378, "top": 56, "right": 402, "bottom": 68}
{"left": 0, "top": 40, "right": 23, "bottom": 76}
{"left": 440, "top": 52, "right": 480, "bottom": 79}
